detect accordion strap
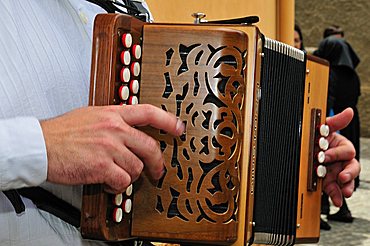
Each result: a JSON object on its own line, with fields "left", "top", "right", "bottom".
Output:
{"left": 3, "top": 190, "right": 25, "bottom": 214}
{"left": 5, "top": 187, "right": 153, "bottom": 246}
{"left": 17, "top": 187, "right": 81, "bottom": 227}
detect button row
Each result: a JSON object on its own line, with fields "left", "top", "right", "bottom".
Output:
{"left": 120, "top": 45, "right": 141, "bottom": 66}
{"left": 119, "top": 81, "right": 139, "bottom": 99}
{"left": 119, "top": 63, "right": 141, "bottom": 82}
{"left": 113, "top": 198, "right": 132, "bottom": 214}
{"left": 118, "top": 33, "right": 142, "bottom": 106}
{"left": 113, "top": 198, "right": 133, "bottom": 223}
{"left": 316, "top": 124, "right": 330, "bottom": 178}
{"left": 112, "top": 184, "right": 133, "bottom": 223}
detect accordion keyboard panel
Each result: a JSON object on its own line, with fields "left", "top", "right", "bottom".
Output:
{"left": 81, "top": 14, "right": 145, "bottom": 241}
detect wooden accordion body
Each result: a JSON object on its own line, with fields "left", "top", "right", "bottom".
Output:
{"left": 81, "top": 14, "right": 329, "bottom": 246}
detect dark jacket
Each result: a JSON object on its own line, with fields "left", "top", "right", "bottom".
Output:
{"left": 314, "top": 37, "right": 361, "bottom": 109}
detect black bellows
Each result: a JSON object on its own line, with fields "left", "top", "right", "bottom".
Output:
{"left": 252, "top": 38, "right": 306, "bottom": 246}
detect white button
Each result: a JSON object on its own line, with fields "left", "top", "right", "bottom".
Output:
{"left": 120, "top": 67, "right": 130, "bottom": 82}
{"left": 132, "top": 44, "right": 142, "bottom": 59}
{"left": 125, "top": 184, "right": 133, "bottom": 196}
{"left": 122, "top": 33, "right": 132, "bottom": 48}
{"left": 319, "top": 137, "right": 329, "bottom": 151}
{"left": 131, "top": 62, "right": 140, "bottom": 77}
{"left": 129, "top": 80, "right": 139, "bottom": 94}
{"left": 124, "top": 199, "right": 132, "bottom": 213}
{"left": 316, "top": 165, "right": 327, "bottom": 178}
{"left": 317, "top": 151, "right": 325, "bottom": 163}
{"left": 113, "top": 194, "right": 123, "bottom": 206}
{"left": 113, "top": 208, "right": 123, "bottom": 223}
{"left": 119, "top": 85, "right": 130, "bottom": 101}
{"left": 320, "top": 124, "right": 330, "bottom": 137}
{"left": 120, "top": 51, "right": 131, "bottom": 65}
{"left": 128, "top": 96, "right": 138, "bottom": 105}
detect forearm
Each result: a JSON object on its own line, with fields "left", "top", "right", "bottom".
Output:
{"left": 0, "top": 117, "right": 47, "bottom": 190}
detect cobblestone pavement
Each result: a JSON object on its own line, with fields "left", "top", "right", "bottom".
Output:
{"left": 315, "top": 138, "right": 370, "bottom": 245}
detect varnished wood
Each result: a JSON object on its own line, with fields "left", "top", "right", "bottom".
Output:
{"left": 81, "top": 14, "right": 144, "bottom": 241}
{"left": 81, "top": 13, "right": 330, "bottom": 245}
{"left": 295, "top": 56, "right": 329, "bottom": 242}
{"left": 131, "top": 24, "right": 248, "bottom": 244}
{"left": 82, "top": 14, "right": 249, "bottom": 244}
{"left": 276, "top": 0, "right": 295, "bottom": 46}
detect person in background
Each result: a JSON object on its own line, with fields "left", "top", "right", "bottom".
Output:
{"left": 294, "top": 24, "right": 305, "bottom": 50}
{"left": 323, "top": 25, "right": 344, "bottom": 39}
{"left": 314, "top": 25, "right": 361, "bottom": 224}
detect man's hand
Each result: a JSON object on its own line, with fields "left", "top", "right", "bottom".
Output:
{"left": 323, "top": 108, "right": 361, "bottom": 207}
{"left": 41, "top": 104, "right": 185, "bottom": 194}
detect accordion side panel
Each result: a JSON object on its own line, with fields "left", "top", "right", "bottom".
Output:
{"left": 88, "top": 14, "right": 144, "bottom": 107}
{"left": 81, "top": 14, "right": 144, "bottom": 241}
{"left": 224, "top": 26, "right": 262, "bottom": 246}
{"left": 295, "top": 56, "right": 329, "bottom": 243}
{"left": 132, "top": 25, "right": 248, "bottom": 244}
{"left": 243, "top": 32, "right": 263, "bottom": 246}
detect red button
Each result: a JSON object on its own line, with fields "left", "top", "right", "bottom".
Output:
{"left": 121, "top": 33, "right": 132, "bottom": 48}
{"left": 132, "top": 44, "right": 142, "bottom": 59}
{"left": 130, "top": 62, "right": 140, "bottom": 77}
{"left": 129, "top": 80, "right": 139, "bottom": 94}
{"left": 119, "top": 85, "right": 129, "bottom": 101}
{"left": 120, "top": 67, "right": 130, "bottom": 83}
{"left": 120, "top": 50, "right": 131, "bottom": 65}
{"left": 113, "top": 207, "right": 123, "bottom": 223}
{"left": 128, "top": 96, "right": 138, "bottom": 105}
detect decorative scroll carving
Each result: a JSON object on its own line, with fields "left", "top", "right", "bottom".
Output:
{"left": 154, "top": 42, "right": 245, "bottom": 224}
{"left": 132, "top": 26, "right": 248, "bottom": 243}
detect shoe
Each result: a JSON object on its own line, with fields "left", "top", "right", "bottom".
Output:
{"left": 355, "top": 177, "right": 360, "bottom": 191}
{"left": 327, "top": 210, "right": 354, "bottom": 223}
{"left": 320, "top": 218, "right": 331, "bottom": 230}
{"left": 321, "top": 194, "right": 330, "bottom": 215}
{"left": 321, "top": 204, "right": 330, "bottom": 215}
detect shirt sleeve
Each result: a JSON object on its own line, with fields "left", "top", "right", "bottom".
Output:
{"left": 0, "top": 117, "right": 47, "bottom": 190}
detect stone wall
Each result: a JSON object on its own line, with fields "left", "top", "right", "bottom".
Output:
{"left": 295, "top": 0, "right": 370, "bottom": 137}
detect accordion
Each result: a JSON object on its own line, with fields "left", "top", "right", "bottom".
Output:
{"left": 81, "top": 14, "right": 329, "bottom": 246}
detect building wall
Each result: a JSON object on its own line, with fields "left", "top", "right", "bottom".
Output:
{"left": 146, "top": 0, "right": 279, "bottom": 39}
{"left": 146, "top": 0, "right": 297, "bottom": 45}
{"left": 296, "top": 0, "right": 370, "bottom": 137}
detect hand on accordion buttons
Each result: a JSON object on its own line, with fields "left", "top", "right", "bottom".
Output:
{"left": 40, "top": 104, "right": 185, "bottom": 194}
{"left": 323, "top": 107, "right": 361, "bottom": 207}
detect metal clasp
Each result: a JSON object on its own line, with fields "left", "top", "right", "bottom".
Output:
{"left": 192, "top": 12, "right": 206, "bottom": 24}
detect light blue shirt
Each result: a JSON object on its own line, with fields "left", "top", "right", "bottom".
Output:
{"left": 0, "top": 0, "right": 149, "bottom": 245}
